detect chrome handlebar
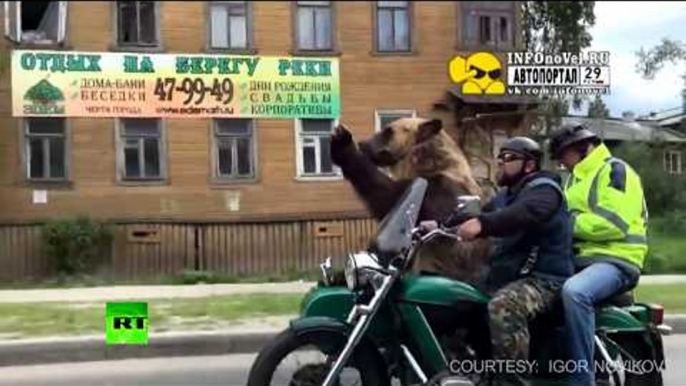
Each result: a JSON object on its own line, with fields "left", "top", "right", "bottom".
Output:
{"left": 411, "top": 221, "right": 462, "bottom": 244}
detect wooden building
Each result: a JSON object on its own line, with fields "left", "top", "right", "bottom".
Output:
{"left": 0, "top": 1, "right": 533, "bottom": 280}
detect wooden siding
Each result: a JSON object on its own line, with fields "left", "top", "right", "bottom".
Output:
{"left": 0, "top": 217, "right": 376, "bottom": 281}
{"left": 0, "top": 1, "right": 524, "bottom": 222}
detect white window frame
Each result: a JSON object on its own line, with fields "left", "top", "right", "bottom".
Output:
{"left": 208, "top": 1, "right": 252, "bottom": 51}
{"left": 4, "top": 1, "right": 68, "bottom": 44}
{"left": 374, "top": 1, "right": 412, "bottom": 53}
{"left": 23, "top": 118, "right": 69, "bottom": 182}
{"left": 664, "top": 150, "right": 682, "bottom": 175}
{"left": 115, "top": 119, "right": 168, "bottom": 184}
{"left": 374, "top": 109, "right": 417, "bottom": 132}
{"left": 294, "top": 118, "right": 342, "bottom": 181}
{"left": 114, "top": 1, "right": 162, "bottom": 48}
{"left": 211, "top": 118, "right": 258, "bottom": 182}
{"left": 295, "top": 1, "right": 334, "bottom": 52}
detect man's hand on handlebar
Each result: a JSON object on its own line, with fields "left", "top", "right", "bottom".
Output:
{"left": 413, "top": 221, "right": 461, "bottom": 243}
{"left": 456, "top": 218, "right": 482, "bottom": 241}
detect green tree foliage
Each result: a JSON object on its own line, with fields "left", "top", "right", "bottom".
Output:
{"left": 612, "top": 142, "right": 686, "bottom": 217}
{"left": 523, "top": 2, "right": 597, "bottom": 134}
{"left": 43, "top": 216, "right": 114, "bottom": 276}
{"left": 614, "top": 141, "right": 686, "bottom": 274}
{"left": 636, "top": 38, "right": 686, "bottom": 117}
{"left": 636, "top": 39, "right": 686, "bottom": 79}
{"left": 523, "top": 1, "right": 596, "bottom": 54}
{"left": 587, "top": 95, "right": 610, "bottom": 118}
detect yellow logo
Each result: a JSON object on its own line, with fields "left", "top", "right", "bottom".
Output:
{"left": 449, "top": 52, "right": 505, "bottom": 95}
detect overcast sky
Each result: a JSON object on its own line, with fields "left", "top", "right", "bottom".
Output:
{"left": 575, "top": 1, "right": 686, "bottom": 117}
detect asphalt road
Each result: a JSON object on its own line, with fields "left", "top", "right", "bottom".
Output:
{"left": 1, "top": 335, "right": 685, "bottom": 386}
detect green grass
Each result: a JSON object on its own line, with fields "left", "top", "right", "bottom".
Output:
{"left": 0, "top": 283, "right": 684, "bottom": 340}
{"left": 0, "top": 293, "right": 302, "bottom": 339}
{"left": 635, "top": 284, "right": 686, "bottom": 313}
{"left": 0, "top": 269, "right": 322, "bottom": 290}
{"left": 646, "top": 231, "right": 686, "bottom": 274}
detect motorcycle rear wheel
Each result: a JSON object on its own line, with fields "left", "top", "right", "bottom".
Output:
{"left": 596, "top": 332, "right": 664, "bottom": 386}
{"left": 247, "top": 328, "right": 390, "bottom": 386}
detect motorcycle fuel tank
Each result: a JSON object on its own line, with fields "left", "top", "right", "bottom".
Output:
{"left": 400, "top": 274, "right": 489, "bottom": 306}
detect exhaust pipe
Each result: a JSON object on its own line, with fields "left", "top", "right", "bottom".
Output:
{"left": 657, "top": 324, "right": 672, "bottom": 336}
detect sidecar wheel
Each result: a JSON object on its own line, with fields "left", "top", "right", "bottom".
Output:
{"left": 247, "top": 327, "right": 389, "bottom": 386}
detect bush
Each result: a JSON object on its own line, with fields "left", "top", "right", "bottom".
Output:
{"left": 612, "top": 142, "right": 686, "bottom": 217}
{"left": 43, "top": 216, "right": 114, "bottom": 276}
{"left": 643, "top": 252, "right": 668, "bottom": 274}
{"left": 650, "top": 211, "right": 686, "bottom": 235}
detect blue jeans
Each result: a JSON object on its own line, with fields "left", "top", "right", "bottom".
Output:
{"left": 561, "top": 262, "right": 634, "bottom": 386}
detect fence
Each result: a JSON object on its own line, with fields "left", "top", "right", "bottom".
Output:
{"left": 0, "top": 216, "right": 377, "bottom": 281}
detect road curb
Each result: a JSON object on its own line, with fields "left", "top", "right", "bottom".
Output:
{"left": 0, "top": 316, "right": 684, "bottom": 368}
{"left": 0, "top": 330, "right": 279, "bottom": 368}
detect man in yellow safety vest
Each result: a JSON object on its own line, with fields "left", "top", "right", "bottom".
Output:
{"left": 548, "top": 123, "right": 648, "bottom": 386}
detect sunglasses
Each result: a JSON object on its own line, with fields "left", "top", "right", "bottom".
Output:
{"left": 470, "top": 65, "right": 502, "bottom": 80}
{"left": 498, "top": 153, "right": 524, "bottom": 163}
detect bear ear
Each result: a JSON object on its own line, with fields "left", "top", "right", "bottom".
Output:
{"left": 416, "top": 119, "right": 443, "bottom": 143}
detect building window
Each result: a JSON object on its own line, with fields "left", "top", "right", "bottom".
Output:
{"left": 295, "top": 1, "right": 333, "bottom": 51}
{"left": 209, "top": 1, "right": 250, "bottom": 50}
{"left": 25, "top": 118, "right": 67, "bottom": 181}
{"left": 296, "top": 119, "right": 340, "bottom": 178}
{"left": 375, "top": 1, "right": 411, "bottom": 52}
{"left": 119, "top": 119, "right": 164, "bottom": 181}
{"left": 664, "top": 150, "right": 682, "bottom": 175}
{"left": 462, "top": 1, "right": 515, "bottom": 49}
{"left": 375, "top": 109, "right": 417, "bottom": 132}
{"left": 213, "top": 119, "right": 256, "bottom": 180}
{"left": 3, "top": 1, "right": 68, "bottom": 44}
{"left": 116, "top": 1, "right": 160, "bottom": 47}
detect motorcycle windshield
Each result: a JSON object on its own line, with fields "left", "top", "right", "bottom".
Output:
{"left": 370, "top": 178, "right": 427, "bottom": 260}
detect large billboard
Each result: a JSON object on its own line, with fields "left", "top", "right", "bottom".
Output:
{"left": 11, "top": 50, "right": 340, "bottom": 119}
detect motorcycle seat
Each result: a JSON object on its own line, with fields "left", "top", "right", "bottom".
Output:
{"left": 596, "top": 291, "right": 634, "bottom": 308}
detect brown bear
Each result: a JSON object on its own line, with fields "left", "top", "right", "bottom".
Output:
{"left": 330, "top": 117, "right": 492, "bottom": 284}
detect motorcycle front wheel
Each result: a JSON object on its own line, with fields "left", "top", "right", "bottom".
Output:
{"left": 247, "top": 328, "right": 390, "bottom": 386}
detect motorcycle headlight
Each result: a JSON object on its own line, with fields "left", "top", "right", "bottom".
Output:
{"left": 344, "top": 252, "right": 384, "bottom": 291}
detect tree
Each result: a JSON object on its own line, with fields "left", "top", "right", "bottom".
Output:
{"left": 636, "top": 38, "right": 686, "bottom": 113}
{"left": 523, "top": 2, "right": 596, "bottom": 54}
{"left": 636, "top": 39, "right": 686, "bottom": 79}
{"left": 523, "top": 2, "right": 597, "bottom": 136}
{"left": 587, "top": 95, "right": 610, "bottom": 119}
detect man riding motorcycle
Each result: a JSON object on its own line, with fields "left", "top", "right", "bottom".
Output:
{"left": 445, "top": 137, "right": 574, "bottom": 386}
{"left": 246, "top": 133, "right": 667, "bottom": 386}
{"left": 549, "top": 124, "right": 649, "bottom": 386}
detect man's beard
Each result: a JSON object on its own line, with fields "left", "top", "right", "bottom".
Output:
{"left": 497, "top": 167, "right": 526, "bottom": 187}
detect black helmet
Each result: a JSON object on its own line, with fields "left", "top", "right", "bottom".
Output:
{"left": 499, "top": 136, "right": 543, "bottom": 165}
{"left": 548, "top": 123, "right": 599, "bottom": 160}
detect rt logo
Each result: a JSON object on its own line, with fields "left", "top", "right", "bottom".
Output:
{"left": 449, "top": 52, "right": 505, "bottom": 95}
{"left": 106, "top": 302, "right": 149, "bottom": 345}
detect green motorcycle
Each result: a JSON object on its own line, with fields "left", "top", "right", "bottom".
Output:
{"left": 247, "top": 178, "right": 670, "bottom": 386}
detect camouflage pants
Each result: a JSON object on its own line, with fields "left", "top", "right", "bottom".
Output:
{"left": 488, "top": 277, "right": 561, "bottom": 361}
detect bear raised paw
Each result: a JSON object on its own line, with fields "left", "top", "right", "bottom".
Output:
{"left": 330, "top": 117, "right": 493, "bottom": 285}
